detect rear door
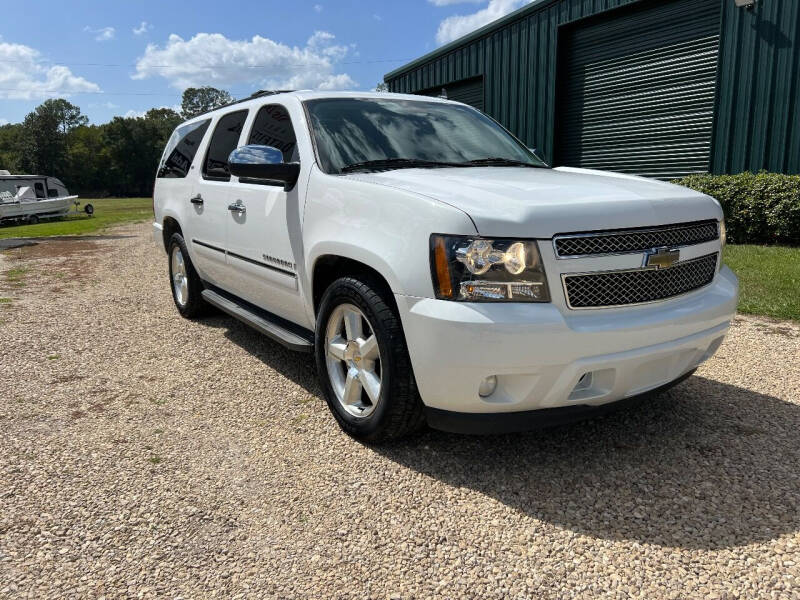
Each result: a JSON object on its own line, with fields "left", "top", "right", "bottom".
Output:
{"left": 224, "top": 103, "right": 305, "bottom": 325}
{"left": 189, "top": 109, "right": 249, "bottom": 288}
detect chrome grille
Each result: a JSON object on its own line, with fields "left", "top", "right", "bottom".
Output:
{"left": 563, "top": 253, "right": 718, "bottom": 308}
{"left": 554, "top": 221, "right": 719, "bottom": 257}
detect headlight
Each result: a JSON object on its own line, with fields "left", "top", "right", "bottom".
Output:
{"left": 430, "top": 235, "right": 550, "bottom": 302}
{"left": 719, "top": 219, "right": 727, "bottom": 248}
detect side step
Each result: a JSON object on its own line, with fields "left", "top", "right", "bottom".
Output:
{"left": 201, "top": 289, "right": 314, "bottom": 353}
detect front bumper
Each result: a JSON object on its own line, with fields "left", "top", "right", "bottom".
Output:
{"left": 395, "top": 266, "right": 738, "bottom": 421}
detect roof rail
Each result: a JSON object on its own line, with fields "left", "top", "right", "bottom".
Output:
{"left": 192, "top": 90, "right": 295, "bottom": 119}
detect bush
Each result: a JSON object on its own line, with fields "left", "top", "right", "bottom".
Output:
{"left": 674, "top": 172, "right": 800, "bottom": 246}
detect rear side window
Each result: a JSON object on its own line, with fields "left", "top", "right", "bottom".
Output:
{"left": 248, "top": 105, "right": 298, "bottom": 162}
{"left": 158, "top": 119, "right": 211, "bottom": 178}
{"left": 203, "top": 110, "right": 249, "bottom": 180}
{"left": 34, "top": 182, "right": 46, "bottom": 198}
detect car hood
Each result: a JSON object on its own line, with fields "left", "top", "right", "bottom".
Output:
{"left": 345, "top": 166, "right": 723, "bottom": 238}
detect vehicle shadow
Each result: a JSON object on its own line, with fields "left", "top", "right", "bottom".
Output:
{"left": 204, "top": 314, "right": 320, "bottom": 396}
{"left": 202, "top": 315, "right": 800, "bottom": 551}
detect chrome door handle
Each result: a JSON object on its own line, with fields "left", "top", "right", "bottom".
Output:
{"left": 190, "top": 194, "right": 203, "bottom": 205}
{"left": 228, "top": 200, "right": 246, "bottom": 214}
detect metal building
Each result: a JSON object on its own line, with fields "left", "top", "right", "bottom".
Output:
{"left": 384, "top": 0, "right": 800, "bottom": 179}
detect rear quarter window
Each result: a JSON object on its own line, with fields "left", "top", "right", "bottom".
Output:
{"left": 158, "top": 119, "right": 211, "bottom": 178}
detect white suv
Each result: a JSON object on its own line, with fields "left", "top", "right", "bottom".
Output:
{"left": 153, "top": 90, "right": 738, "bottom": 441}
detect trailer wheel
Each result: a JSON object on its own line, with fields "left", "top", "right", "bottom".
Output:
{"left": 84, "top": 203, "right": 94, "bottom": 216}
{"left": 28, "top": 215, "right": 39, "bottom": 225}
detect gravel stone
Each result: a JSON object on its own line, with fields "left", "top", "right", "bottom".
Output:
{"left": 1, "top": 222, "right": 799, "bottom": 599}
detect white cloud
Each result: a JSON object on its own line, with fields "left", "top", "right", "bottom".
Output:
{"left": 429, "top": 0, "right": 483, "bottom": 5}
{"left": 314, "top": 4, "right": 323, "bottom": 12}
{"left": 133, "top": 32, "right": 356, "bottom": 91}
{"left": 124, "top": 109, "right": 147, "bottom": 118}
{"left": 0, "top": 41, "right": 101, "bottom": 100}
{"left": 435, "top": 0, "right": 532, "bottom": 45}
{"left": 133, "top": 21, "right": 153, "bottom": 36}
{"left": 0, "top": 118, "right": 9, "bottom": 126}
{"left": 89, "top": 101, "right": 119, "bottom": 109}
{"left": 85, "top": 26, "right": 116, "bottom": 42}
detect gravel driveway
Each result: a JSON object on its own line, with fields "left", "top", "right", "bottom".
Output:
{"left": 1, "top": 223, "right": 799, "bottom": 599}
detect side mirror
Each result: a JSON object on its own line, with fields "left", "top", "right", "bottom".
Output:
{"left": 228, "top": 145, "right": 300, "bottom": 191}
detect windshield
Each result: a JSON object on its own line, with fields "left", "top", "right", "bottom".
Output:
{"left": 304, "top": 98, "right": 547, "bottom": 174}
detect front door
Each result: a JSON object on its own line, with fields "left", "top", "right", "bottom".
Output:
{"left": 225, "top": 103, "right": 305, "bottom": 325}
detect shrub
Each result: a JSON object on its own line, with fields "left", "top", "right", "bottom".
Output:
{"left": 674, "top": 172, "right": 800, "bottom": 246}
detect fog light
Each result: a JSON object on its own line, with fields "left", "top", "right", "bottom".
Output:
{"left": 478, "top": 375, "right": 498, "bottom": 398}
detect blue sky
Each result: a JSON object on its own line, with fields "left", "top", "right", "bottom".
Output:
{"left": 0, "top": 0, "right": 531, "bottom": 125}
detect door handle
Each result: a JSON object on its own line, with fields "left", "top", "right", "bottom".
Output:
{"left": 190, "top": 194, "right": 203, "bottom": 205}
{"left": 228, "top": 200, "right": 246, "bottom": 214}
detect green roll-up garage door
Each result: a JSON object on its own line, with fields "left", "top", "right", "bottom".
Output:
{"left": 420, "top": 76, "right": 485, "bottom": 112}
{"left": 557, "top": 0, "right": 722, "bottom": 180}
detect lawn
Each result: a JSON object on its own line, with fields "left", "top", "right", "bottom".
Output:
{"left": 0, "top": 197, "right": 152, "bottom": 239}
{"left": 724, "top": 244, "right": 800, "bottom": 321}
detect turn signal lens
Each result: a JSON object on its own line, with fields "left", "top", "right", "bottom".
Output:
{"left": 433, "top": 235, "right": 453, "bottom": 298}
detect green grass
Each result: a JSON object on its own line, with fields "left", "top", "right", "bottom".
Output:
{"left": 0, "top": 198, "right": 151, "bottom": 239}
{"left": 724, "top": 244, "right": 800, "bottom": 321}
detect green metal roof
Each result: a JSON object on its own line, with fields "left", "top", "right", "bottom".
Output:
{"left": 384, "top": 0, "right": 554, "bottom": 81}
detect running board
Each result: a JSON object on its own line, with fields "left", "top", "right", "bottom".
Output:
{"left": 201, "top": 289, "right": 313, "bottom": 353}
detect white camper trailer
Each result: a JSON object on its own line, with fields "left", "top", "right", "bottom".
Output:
{"left": 0, "top": 171, "right": 77, "bottom": 224}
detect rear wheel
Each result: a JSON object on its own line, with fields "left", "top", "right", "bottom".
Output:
{"left": 27, "top": 215, "right": 39, "bottom": 225}
{"left": 167, "top": 232, "right": 210, "bottom": 319}
{"left": 315, "top": 276, "right": 425, "bottom": 442}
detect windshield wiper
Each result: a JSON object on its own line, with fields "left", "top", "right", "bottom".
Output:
{"left": 461, "top": 157, "right": 543, "bottom": 168}
{"left": 340, "top": 158, "right": 462, "bottom": 174}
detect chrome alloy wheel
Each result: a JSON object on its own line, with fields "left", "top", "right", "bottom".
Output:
{"left": 324, "top": 303, "right": 382, "bottom": 418}
{"left": 171, "top": 245, "right": 189, "bottom": 307}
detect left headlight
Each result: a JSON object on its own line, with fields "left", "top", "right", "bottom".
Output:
{"left": 430, "top": 234, "right": 550, "bottom": 302}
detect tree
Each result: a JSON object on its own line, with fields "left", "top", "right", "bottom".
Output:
{"left": 180, "top": 87, "right": 234, "bottom": 120}
{"left": 0, "top": 123, "right": 25, "bottom": 173}
{"left": 20, "top": 99, "right": 88, "bottom": 176}
{"left": 374, "top": 82, "right": 389, "bottom": 93}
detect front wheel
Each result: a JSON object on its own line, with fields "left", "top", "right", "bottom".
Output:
{"left": 315, "top": 276, "right": 425, "bottom": 442}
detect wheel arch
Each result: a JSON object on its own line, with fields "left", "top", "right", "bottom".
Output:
{"left": 162, "top": 216, "right": 182, "bottom": 251}
{"left": 311, "top": 252, "right": 399, "bottom": 318}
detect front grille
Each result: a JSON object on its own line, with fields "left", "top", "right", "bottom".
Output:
{"left": 563, "top": 253, "right": 718, "bottom": 308}
{"left": 555, "top": 221, "right": 719, "bottom": 257}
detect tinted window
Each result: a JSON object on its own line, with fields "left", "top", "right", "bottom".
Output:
{"left": 158, "top": 119, "right": 211, "bottom": 178}
{"left": 248, "top": 104, "right": 298, "bottom": 162}
{"left": 34, "top": 182, "right": 45, "bottom": 198}
{"left": 305, "top": 98, "right": 545, "bottom": 174}
{"left": 204, "top": 110, "right": 249, "bottom": 180}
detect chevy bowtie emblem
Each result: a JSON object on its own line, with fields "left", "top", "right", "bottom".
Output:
{"left": 645, "top": 247, "right": 680, "bottom": 269}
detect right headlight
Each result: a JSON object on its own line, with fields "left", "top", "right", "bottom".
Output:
{"left": 430, "top": 234, "right": 550, "bottom": 302}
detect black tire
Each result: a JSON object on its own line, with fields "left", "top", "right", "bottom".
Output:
{"left": 28, "top": 215, "right": 40, "bottom": 224}
{"left": 84, "top": 203, "right": 94, "bottom": 215}
{"left": 167, "top": 232, "right": 210, "bottom": 319}
{"left": 315, "top": 276, "right": 426, "bottom": 442}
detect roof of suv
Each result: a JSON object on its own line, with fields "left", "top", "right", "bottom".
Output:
{"left": 184, "top": 90, "right": 460, "bottom": 124}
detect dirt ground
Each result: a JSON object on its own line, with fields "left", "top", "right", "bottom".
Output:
{"left": 1, "top": 223, "right": 798, "bottom": 599}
